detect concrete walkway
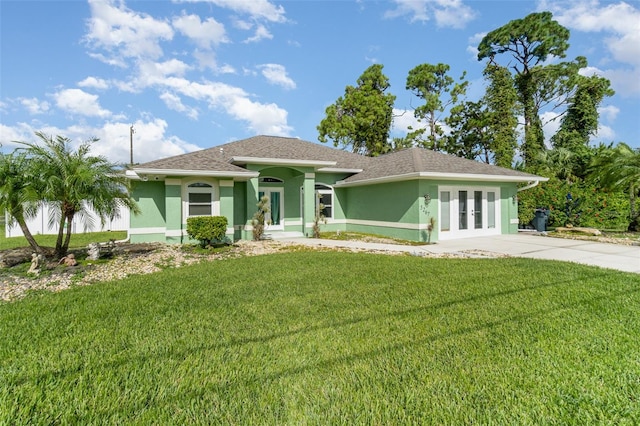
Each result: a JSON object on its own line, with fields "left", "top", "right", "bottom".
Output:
{"left": 281, "top": 233, "right": 640, "bottom": 274}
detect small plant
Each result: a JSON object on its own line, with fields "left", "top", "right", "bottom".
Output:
{"left": 426, "top": 216, "right": 436, "bottom": 243}
{"left": 252, "top": 195, "right": 271, "bottom": 241}
{"left": 312, "top": 194, "right": 327, "bottom": 238}
{"left": 186, "top": 216, "right": 228, "bottom": 248}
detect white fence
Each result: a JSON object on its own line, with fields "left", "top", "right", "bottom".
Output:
{"left": 4, "top": 204, "right": 129, "bottom": 238}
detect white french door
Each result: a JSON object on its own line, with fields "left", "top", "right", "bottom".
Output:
{"left": 259, "top": 188, "right": 284, "bottom": 231}
{"left": 438, "top": 186, "right": 500, "bottom": 240}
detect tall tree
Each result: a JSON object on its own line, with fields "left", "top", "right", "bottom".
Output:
{"left": 0, "top": 151, "right": 44, "bottom": 254}
{"left": 483, "top": 64, "right": 519, "bottom": 168}
{"left": 551, "top": 74, "right": 614, "bottom": 150}
{"left": 477, "top": 11, "right": 575, "bottom": 169}
{"left": 405, "top": 63, "right": 467, "bottom": 151}
{"left": 443, "top": 100, "right": 490, "bottom": 161}
{"left": 19, "top": 132, "right": 140, "bottom": 258}
{"left": 443, "top": 64, "right": 518, "bottom": 167}
{"left": 589, "top": 143, "right": 640, "bottom": 231}
{"left": 318, "top": 64, "right": 396, "bottom": 156}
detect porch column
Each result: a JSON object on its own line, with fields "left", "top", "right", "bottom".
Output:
{"left": 303, "top": 172, "right": 316, "bottom": 237}
{"left": 243, "top": 176, "right": 259, "bottom": 240}
{"left": 165, "top": 178, "right": 182, "bottom": 243}
{"left": 219, "top": 180, "right": 235, "bottom": 241}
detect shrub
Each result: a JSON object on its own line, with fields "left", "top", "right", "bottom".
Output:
{"left": 518, "top": 177, "right": 629, "bottom": 230}
{"left": 251, "top": 195, "right": 270, "bottom": 241}
{"left": 186, "top": 216, "right": 228, "bottom": 247}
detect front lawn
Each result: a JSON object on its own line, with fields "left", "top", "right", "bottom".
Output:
{"left": 1, "top": 252, "right": 639, "bottom": 424}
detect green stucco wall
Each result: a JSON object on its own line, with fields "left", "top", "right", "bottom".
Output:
{"left": 129, "top": 173, "right": 522, "bottom": 245}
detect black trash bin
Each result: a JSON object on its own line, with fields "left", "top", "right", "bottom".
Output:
{"left": 533, "top": 208, "right": 549, "bottom": 232}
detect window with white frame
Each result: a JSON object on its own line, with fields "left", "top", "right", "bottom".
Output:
{"left": 187, "top": 182, "right": 213, "bottom": 216}
{"left": 316, "top": 184, "right": 333, "bottom": 219}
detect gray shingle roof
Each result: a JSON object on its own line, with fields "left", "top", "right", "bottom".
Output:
{"left": 135, "top": 135, "right": 371, "bottom": 172}
{"left": 340, "top": 147, "right": 542, "bottom": 183}
{"left": 134, "top": 135, "right": 543, "bottom": 182}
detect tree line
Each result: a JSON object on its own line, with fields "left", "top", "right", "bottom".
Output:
{"left": 317, "top": 11, "right": 639, "bottom": 231}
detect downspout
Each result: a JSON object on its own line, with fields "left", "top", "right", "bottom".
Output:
{"left": 517, "top": 180, "right": 540, "bottom": 192}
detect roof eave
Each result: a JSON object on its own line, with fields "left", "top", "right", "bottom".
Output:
{"left": 335, "top": 172, "right": 548, "bottom": 187}
{"left": 230, "top": 156, "right": 337, "bottom": 169}
{"left": 128, "top": 168, "right": 259, "bottom": 181}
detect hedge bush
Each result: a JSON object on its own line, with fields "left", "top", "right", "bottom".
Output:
{"left": 186, "top": 216, "right": 229, "bottom": 247}
{"left": 518, "top": 177, "right": 629, "bottom": 230}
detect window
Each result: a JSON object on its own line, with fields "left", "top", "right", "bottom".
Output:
{"left": 440, "top": 191, "right": 450, "bottom": 231}
{"left": 316, "top": 184, "right": 333, "bottom": 219}
{"left": 187, "top": 182, "right": 213, "bottom": 216}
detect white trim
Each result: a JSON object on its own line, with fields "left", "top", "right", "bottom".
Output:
{"left": 219, "top": 180, "right": 235, "bottom": 187}
{"left": 335, "top": 172, "right": 547, "bottom": 187}
{"left": 231, "top": 156, "right": 336, "bottom": 168}
{"left": 346, "top": 218, "right": 430, "bottom": 230}
{"left": 131, "top": 169, "right": 258, "bottom": 179}
{"left": 165, "top": 229, "right": 183, "bottom": 237}
{"left": 287, "top": 219, "right": 303, "bottom": 226}
{"left": 437, "top": 186, "right": 502, "bottom": 240}
{"left": 165, "top": 178, "right": 181, "bottom": 185}
{"left": 304, "top": 172, "right": 315, "bottom": 179}
{"left": 129, "top": 227, "right": 166, "bottom": 235}
{"left": 182, "top": 178, "right": 220, "bottom": 222}
{"left": 317, "top": 167, "right": 363, "bottom": 173}
{"left": 259, "top": 187, "right": 285, "bottom": 231}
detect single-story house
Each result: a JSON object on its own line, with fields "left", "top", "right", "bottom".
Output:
{"left": 125, "top": 135, "right": 547, "bottom": 244}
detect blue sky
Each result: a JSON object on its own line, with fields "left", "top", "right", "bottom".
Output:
{"left": 1, "top": 0, "right": 638, "bottom": 165}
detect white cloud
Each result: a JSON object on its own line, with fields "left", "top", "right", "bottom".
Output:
{"left": 244, "top": 24, "right": 273, "bottom": 43}
{"left": 145, "top": 77, "right": 293, "bottom": 136}
{"left": 54, "top": 89, "right": 111, "bottom": 118}
{"left": 599, "top": 104, "right": 619, "bottom": 122}
{"left": 20, "top": 97, "right": 50, "bottom": 115}
{"left": 96, "top": 119, "right": 201, "bottom": 163}
{"left": 226, "top": 97, "right": 292, "bottom": 135}
{"left": 0, "top": 120, "right": 201, "bottom": 164}
{"left": 159, "top": 91, "right": 199, "bottom": 119}
{"left": 594, "top": 124, "right": 615, "bottom": 142}
{"left": 259, "top": 64, "right": 296, "bottom": 90}
{"left": 84, "top": 0, "right": 174, "bottom": 62}
{"left": 176, "top": 0, "right": 287, "bottom": 23}
{"left": 78, "top": 76, "right": 110, "bottom": 90}
{"left": 391, "top": 108, "right": 427, "bottom": 135}
{"left": 541, "top": 111, "right": 562, "bottom": 147}
{"left": 0, "top": 123, "right": 36, "bottom": 149}
{"left": 172, "top": 13, "right": 228, "bottom": 49}
{"left": 538, "top": 0, "right": 640, "bottom": 97}
{"left": 385, "top": 0, "right": 477, "bottom": 28}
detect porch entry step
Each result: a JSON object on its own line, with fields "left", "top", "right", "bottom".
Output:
{"left": 263, "top": 231, "right": 305, "bottom": 240}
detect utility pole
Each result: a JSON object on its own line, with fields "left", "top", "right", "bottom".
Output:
{"left": 129, "top": 125, "right": 135, "bottom": 165}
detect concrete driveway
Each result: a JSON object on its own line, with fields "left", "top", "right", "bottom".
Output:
{"left": 282, "top": 233, "right": 640, "bottom": 274}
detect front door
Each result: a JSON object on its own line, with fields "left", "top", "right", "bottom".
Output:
{"left": 439, "top": 186, "right": 500, "bottom": 240}
{"left": 259, "top": 188, "right": 284, "bottom": 231}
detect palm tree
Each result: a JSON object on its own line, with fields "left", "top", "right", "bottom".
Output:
{"left": 590, "top": 142, "right": 640, "bottom": 231}
{"left": 0, "top": 151, "right": 45, "bottom": 254}
{"left": 19, "top": 132, "right": 140, "bottom": 258}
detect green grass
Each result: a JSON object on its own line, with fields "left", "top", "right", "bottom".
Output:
{"left": 319, "top": 230, "right": 429, "bottom": 245}
{"left": 0, "top": 224, "right": 127, "bottom": 251}
{"left": 1, "top": 252, "right": 639, "bottom": 424}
